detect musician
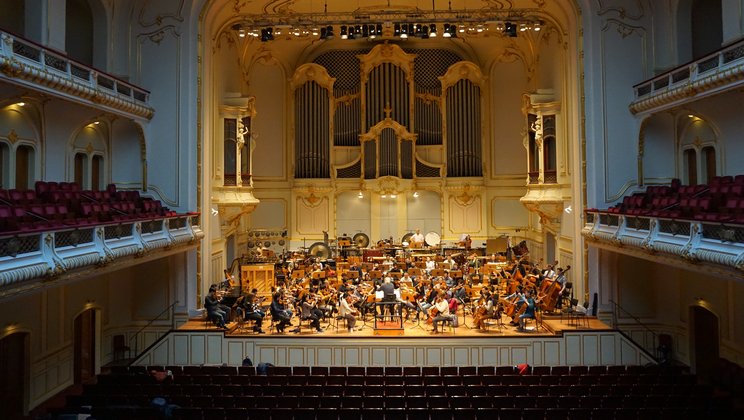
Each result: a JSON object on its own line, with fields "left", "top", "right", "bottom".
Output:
{"left": 425, "top": 257, "right": 436, "bottom": 274}
{"left": 430, "top": 294, "right": 452, "bottom": 333}
{"left": 517, "top": 289, "right": 537, "bottom": 332}
{"left": 240, "top": 293, "right": 266, "bottom": 334}
{"left": 377, "top": 277, "right": 398, "bottom": 320}
{"left": 205, "top": 287, "right": 228, "bottom": 329}
{"left": 554, "top": 268, "right": 568, "bottom": 309}
{"left": 411, "top": 228, "right": 425, "bottom": 248}
{"left": 299, "top": 294, "right": 324, "bottom": 333}
{"left": 458, "top": 233, "right": 472, "bottom": 249}
{"left": 270, "top": 292, "right": 292, "bottom": 333}
{"left": 222, "top": 269, "right": 235, "bottom": 289}
{"left": 338, "top": 293, "right": 359, "bottom": 332}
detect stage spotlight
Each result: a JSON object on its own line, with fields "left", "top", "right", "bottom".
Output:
{"left": 394, "top": 23, "right": 401, "bottom": 36}
{"left": 504, "top": 22, "right": 517, "bottom": 37}
{"left": 340, "top": 25, "right": 348, "bottom": 39}
{"left": 260, "top": 27, "right": 274, "bottom": 42}
{"left": 429, "top": 24, "right": 437, "bottom": 37}
{"left": 400, "top": 22, "right": 409, "bottom": 38}
{"left": 443, "top": 23, "right": 452, "bottom": 38}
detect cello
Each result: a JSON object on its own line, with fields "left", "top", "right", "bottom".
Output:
{"left": 538, "top": 265, "right": 571, "bottom": 312}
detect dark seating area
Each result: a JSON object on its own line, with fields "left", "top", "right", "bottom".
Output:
{"left": 0, "top": 181, "right": 177, "bottom": 235}
{"left": 52, "top": 364, "right": 737, "bottom": 419}
{"left": 599, "top": 175, "right": 744, "bottom": 223}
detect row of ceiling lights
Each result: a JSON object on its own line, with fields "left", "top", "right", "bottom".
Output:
{"left": 235, "top": 21, "right": 542, "bottom": 42}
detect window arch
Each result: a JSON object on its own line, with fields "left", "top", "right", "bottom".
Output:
{"left": 65, "top": 0, "right": 94, "bottom": 66}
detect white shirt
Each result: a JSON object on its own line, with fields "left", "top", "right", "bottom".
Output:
{"left": 412, "top": 232, "right": 425, "bottom": 244}
{"left": 434, "top": 299, "right": 450, "bottom": 317}
{"left": 339, "top": 298, "right": 356, "bottom": 317}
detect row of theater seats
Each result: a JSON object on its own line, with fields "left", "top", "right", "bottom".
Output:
{"left": 0, "top": 182, "right": 176, "bottom": 234}
{"left": 53, "top": 364, "right": 738, "bottom": 419}
{"left": 602, "top": 175, "right": 744, "bottom": 223}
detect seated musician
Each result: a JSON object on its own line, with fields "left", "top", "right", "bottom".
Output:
{"left": 458, "top": 233, "right": 472, "bottom": 249}
{"left": 240, "top": 293, "right": 266, "bottom": 334}
{"left": 299, "top": 294, "right": 324, "bottom": 333}
{"left": 270, "top": 291, "right": 292, "bottom": 333}
{"left": 425, "top": 257, "right": 436, "bottom": 274}
{"left": 430, "top": 294, "right": 452, "bottom": 332}
{"left": 338, "top": 293, "right": 359, "bottom": 332}
{"left": 444, "top": 271, "right": 456, "bottom": 288}
{"left": 205, "top": 287, "right": 228, "bottom": 329}
{"left": 411, "top": 228, "right": 425, "bottom": 248}
{"left": 474, "top": 291, "right": 500, "bottom": 330}
{"left": 453, "top": 283, "right": 468, "bottom": 303}
{"left": 517, "top": 289, "right": 537, "bottom": 332}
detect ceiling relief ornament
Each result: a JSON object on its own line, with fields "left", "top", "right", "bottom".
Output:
{"left": 483, "top": 0, "right": 515, "bottom": 8}
{"left": 264, "top": 0, "right": 300, "bottom": 15}
{"left": 7, "top": 129, "right": 18, "bottom": 144}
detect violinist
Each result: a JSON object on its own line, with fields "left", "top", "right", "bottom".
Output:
{"left": 240, "top": 293, "right": 266, "bottom": 334}
{"left": 270, "top": 291, "right": 292, "bottom": 333}
{"left": 300, "top": 294, "right": 324, "bottom": 333}
{"left": 205, "top": 286, "right": 228, "bottom": 329}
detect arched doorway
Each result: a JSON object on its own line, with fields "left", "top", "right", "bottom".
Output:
{"left": 0, "top": 331, "right": 30, "bottom": 419}
{"left": 73, "top": 308, "right": 97, "bottom": 384}
{"left": 689, "top": 304, "right": 719, "bottom": 383}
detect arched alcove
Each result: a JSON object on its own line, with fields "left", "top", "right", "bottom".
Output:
{"left": 689, "top": 304, "right": 719, "bottom": 383}
{"left": 0, "top": 331, "right": 30, "bottom": 417}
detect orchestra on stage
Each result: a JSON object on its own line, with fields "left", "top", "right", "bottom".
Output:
{"left": 205, "top": 231, "right": 574, "bottom": 335}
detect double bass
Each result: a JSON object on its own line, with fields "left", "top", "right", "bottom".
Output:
{"left": 538, "top": 265, "right": 571, "bottom": 312}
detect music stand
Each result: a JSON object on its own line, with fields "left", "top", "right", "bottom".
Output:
{"left": 411, "top": 301, "right": 428, "bottom": 331}
{"left": 312, "top": 271, "right": 326, "bottom": 280}
{"left": 292, "top": 269, "right": 305, "bottom": 279}
{"left": 368, "top": 270, "right": 382, "bottom": 279}
{"left": 408, "top": 268, "right": 422, "bottom": 276}
{"left": 430, "top": 269, "right": 445, "bottom": 277}
{"left": 389, "top": 271, "right": 402, "bottom": 279}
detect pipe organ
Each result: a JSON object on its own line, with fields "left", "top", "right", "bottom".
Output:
{"left": 291, "top": 44, "right": 484, "bottom": 180}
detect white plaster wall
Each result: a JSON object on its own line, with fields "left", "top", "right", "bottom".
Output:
{"left": 249, "top": 62, "right": 287, "bottom": 179}
{"left": 489, "top": 60, "right": 528, "bottom": 177}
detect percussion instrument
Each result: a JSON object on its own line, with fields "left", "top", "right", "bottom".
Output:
{"left": 424, "top": 231, "right": 441, "bottom": 247}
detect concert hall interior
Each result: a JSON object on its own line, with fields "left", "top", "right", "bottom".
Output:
{"left": 1, "top": 0, "right": 744, "bottom": 418}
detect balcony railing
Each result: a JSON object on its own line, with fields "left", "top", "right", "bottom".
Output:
{"left": 582, "top": 209, "right": 744, "bottom": 273}
{"left": 630, "top": 39, "right": 744, "bottom": 115}
{"left": 0, "top": 30, "right": 153, "bottom": 120}
{"left": 0, "top": 213, "right": 202, "bottom": 297}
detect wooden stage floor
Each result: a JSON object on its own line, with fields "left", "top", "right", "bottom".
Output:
{"left": 179, "top": 312, "right": 612, "bottom": 338}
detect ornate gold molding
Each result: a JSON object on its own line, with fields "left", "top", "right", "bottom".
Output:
{"left": 290, "top": 63, "right": 336, "bottom": 92}
{"left": 358, "top": 43, "right": 416, "bottom": 78}
{"left": 439, "top": 61, "right": 486, "bottom": 91}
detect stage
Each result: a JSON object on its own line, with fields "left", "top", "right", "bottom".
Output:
{"left": 133, "top": 313, "right": 650, "bottom": 369}
{"left": 178, "top": 312, "right": 613, "bottom": 338}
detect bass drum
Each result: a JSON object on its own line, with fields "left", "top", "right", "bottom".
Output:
{"left": 308, "top": 242, "right": 331, "bottom": 259}
{"left": 352, "top": 232, "right": 370, "bottom": 248}
{"left": 424, "top": 231, "right": 441, "bottom": 247}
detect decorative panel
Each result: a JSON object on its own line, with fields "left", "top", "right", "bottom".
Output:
{"left": 449, "top": 196, "right": 482, "bottom": 233}
{"left": 295, "top": 197, "right": 329, "bottom": 234}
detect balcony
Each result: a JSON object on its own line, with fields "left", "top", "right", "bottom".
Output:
{"left": 582, "top": 210, "right": 744, "bottom": 276}
{"left": 630, "top": 39, "right": 744, "bottom": 116}
{"left": 0, "top": 214, "right": 202, "bottom": 299}
{"left": 0, "top": 30, "right": 154, "bottom": 120}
